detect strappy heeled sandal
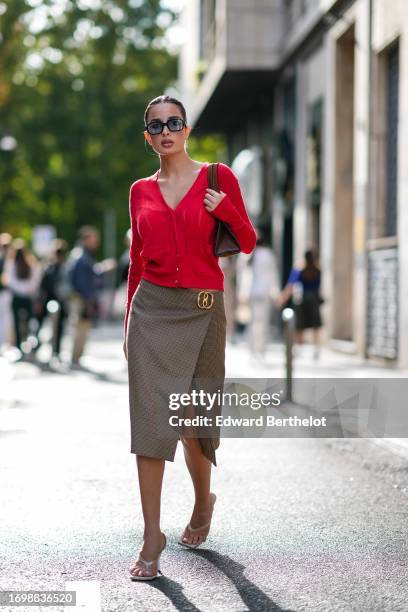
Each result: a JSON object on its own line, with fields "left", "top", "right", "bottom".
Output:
{"left": 130, "top": 533, "right": 166, "bottom": 581}
{"left": 178, "top": 492, "right": 217, "bottom": 549}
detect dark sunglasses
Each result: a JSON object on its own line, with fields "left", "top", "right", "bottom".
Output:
{"left": 145, "top": 117, "right": 186, "bottom": 135}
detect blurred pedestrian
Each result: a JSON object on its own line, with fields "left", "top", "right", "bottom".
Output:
{"left": 218, "top": 256, "right": 236, "bottom": 341}
{"left": 34, "top": 239, "right": 70, "bottom": 358}
{"left": 276, "top": 249, "right": 323, "bottom": 359}
{"left": 112, "top": 229, "right": 131, "bottom": 319}
{"left": 116, "top": 229, "right": 131, "bottom": 288}
{"left": 0, "top": 233, "right": 13, "bottom": 352}
{"left": 4, "top": 238, "right": 42, "bottom": 352}
{"left": 247, "top": 232, "right": 279, "bottom": 360}
{"left": 68, "top": 226, "right": 115, "bottom": 365}
{"left": 234, "top": 253, "right": 252, "bottom": 338}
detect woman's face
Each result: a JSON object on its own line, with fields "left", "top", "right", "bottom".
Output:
{"left": 144, "top": 103, "right": 190, "bottom": 156}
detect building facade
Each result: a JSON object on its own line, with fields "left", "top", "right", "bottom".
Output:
{"left": 178, "top": 0, "right": 408, "bottom": 368}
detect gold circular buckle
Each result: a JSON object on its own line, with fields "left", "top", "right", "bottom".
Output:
{"left": 197, "top": 290, "right": 214, "bottom": 309}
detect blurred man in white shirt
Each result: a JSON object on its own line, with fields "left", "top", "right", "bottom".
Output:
{"left": 247, "top": 232, "right": 279, "bottom": 360}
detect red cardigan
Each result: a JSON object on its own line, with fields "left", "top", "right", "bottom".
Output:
{"left": 125, "top": 161, "right": 257, "bottom": 333}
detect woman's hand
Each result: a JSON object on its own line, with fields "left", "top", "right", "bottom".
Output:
{"left": 204, "top": 188, "right": 226, "bottom": 213}
{"left": 274, "top": 294, "right": 284, "bottom": 309}
{"left": 33, "top": 299, "right": 44, "bottom": 317}
{"left": 123, "top": 339, "right": 128, "bottom": 361}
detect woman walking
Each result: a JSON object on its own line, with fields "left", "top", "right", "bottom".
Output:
{"left": 277, "top": 249, "right": 323, "bottom": 359}
{"left": 5, "top": 239, "right": 41, "bottom": 352}
{"left": 124, "top": 95, "right": 257, "bottom": 580}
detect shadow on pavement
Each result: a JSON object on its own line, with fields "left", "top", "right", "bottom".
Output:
{"left": 8, "top": 357, "right": 126, "bottom": 385}
{"left": 136, "top": 549, "right": 296, "bottom": 612}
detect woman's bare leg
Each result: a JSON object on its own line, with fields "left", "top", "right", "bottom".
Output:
{"left": 312, "top": 327, "right": 321, "bottom": 358}
{"left": 180, "top": 435, "right": 214, "bottom": 545}
{"left": 296, "top": 329, "right": 304, "bottom": 345}
{"left": 130, "top": 455, "right": 166, "bottom": 577}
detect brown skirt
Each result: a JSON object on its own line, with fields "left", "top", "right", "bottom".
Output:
{"left": 126, "top": 278, "right": 226, "bottom": 466}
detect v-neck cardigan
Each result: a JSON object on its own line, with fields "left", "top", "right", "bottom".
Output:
{"left": 124, "top": 161, "right": 257, "bottom": 334}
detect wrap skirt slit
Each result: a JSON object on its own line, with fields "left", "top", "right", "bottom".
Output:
{"left": 126, "top": 278, "right": 226, "bottom": 466}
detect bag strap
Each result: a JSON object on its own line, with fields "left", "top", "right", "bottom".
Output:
{"left": 207, "top": 162, "right": 220, "bottom": 192}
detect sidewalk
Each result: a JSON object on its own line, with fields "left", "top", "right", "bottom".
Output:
{"left": 227, "top": 333, "right": 408, "bottom": 379}
{"left": 227, "top": 332, "right": 408, "bottom": 458}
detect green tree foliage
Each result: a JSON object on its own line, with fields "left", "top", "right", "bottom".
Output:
{"left": 0, "top": 0, "right": 197, "bottom": 251}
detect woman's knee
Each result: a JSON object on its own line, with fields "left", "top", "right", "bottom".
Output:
{"left": 180, "top": 434, "right": 199, "bottom": 450}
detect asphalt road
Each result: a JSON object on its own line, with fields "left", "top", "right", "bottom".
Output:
{"left": 1, "top": 325, "right": 407, "bottom": 612}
